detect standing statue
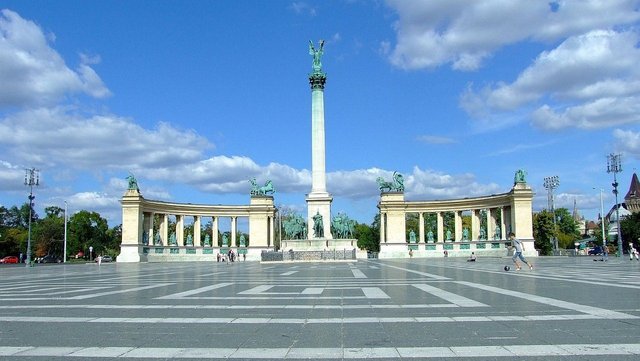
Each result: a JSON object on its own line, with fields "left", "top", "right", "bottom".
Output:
{"left": 309, "top": 40, "right": 325, "bottom": 73}
{"left": 126, "top": 173, "right": 139, "bottom": 191}
{"left": 239, "top": 234, "right": 246, "bottom": 248}
{"left": 222, "top": 233, "right": 229, "bottom": 247}
{"left": 185, "top": 233, "right": 193, "bottom": 246}
{"left": 479, "top": 227, "right": 487, "bottom": 240}
{"left": 154, "top": 232, "right": 162, "bottom": 246}
{"left": 409, "top": 229, "right": 417, "bottom": 243}
{"left": 169, "top": 233, "right": 177, "bottom": 246}
{"left": 142, "top": 231, "right": 149, "bottom": 246}
{"left": 313, "top": 211, "right": 324, "bottom": 238}
{"left": 446, "top": 229, "right": 452, "bottom": 241}
{"left": 462, "top": 228, "right": 470, "bottom": 241}
{"left": 427, "top": 230, "right": 434, "bottom": 243}
{"left": 204, "top": 234, "right": 211, "bottom": 247}
{"left": 494, "top": 224, "right": 502, "bottom": 240}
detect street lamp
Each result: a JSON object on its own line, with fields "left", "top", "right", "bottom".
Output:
{"left": 607, "top": 153, "right": 623, "bottom": 257}
{"left": 24, "top": 168, "right": 39, "bottom": 266}
{"left": 543, "top": 175, "right": 560, "bottom": 254}
{"left": 594, "top": 188, "right": 607, "bottom": 255}
{"left": 64, "top": 201, "right": 68, "bottom": 263}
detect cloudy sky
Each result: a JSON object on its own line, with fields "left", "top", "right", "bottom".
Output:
{"left": 1, "top": 0, "right": 639, "bottom": 227}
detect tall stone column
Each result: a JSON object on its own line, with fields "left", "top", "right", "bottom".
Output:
{"left": 306, "top": 41, "right": 333, "bottom": 239}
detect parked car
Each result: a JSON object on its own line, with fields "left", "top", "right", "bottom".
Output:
{"left": 0, "top": 256, "right": 19, "bottom": 264}
{"left": 95, "top": 255, "right": 113, "bottom": 263}
{"left": 40, "top": 255, "right": 62, "bottom": 263}
{"left": 588, "top": 246, "right": 603, "bottom": 255}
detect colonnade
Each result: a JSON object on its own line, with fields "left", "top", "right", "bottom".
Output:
{"left": 117, "top": 188, "right": 276, "bottom": 262}
{"left": 377, "top": 182, "right": 535, "bottom": 258}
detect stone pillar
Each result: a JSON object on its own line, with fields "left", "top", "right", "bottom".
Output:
{"left": 306, "top": 65, "right": 333, "bottom": 239}
{"left": 499, "top": 207, "right": 506, "bottom": 240}
{"left": 486, "top": 209, "right": 494, "bottom": 241}
{"left": 231, "top": 216, "right": 237, "bottom": 247}
{"left": 143, "top": 212, "right": 152, "bottom": 246}
{"left": 162, "top": 214, "right": 168, "bottom": 246}
{"left": 380, "top": 212, "right": 386, "bottom": 243}
{"left": 212, "top": 216, "right": 219, "bottom": 247}
{"left": 419, "top": 212, "right": 425, "bottom": 243}
{"left": 454, "top": 211, "right": 462, "bottom": 241}
{"left": 471, "top": 209, "right": 480, "bottom": 240}
{"left": 117, "top": 189, "right": 144, "bottom": 262}
{"left": 437, "top": 212, "right": 444, "bottom": 242}
{"left": 194, "top": 216, "right": 201, "bottom": 247}
{"left": 176, "top": 215, "right": 184, "bottom": 246}
{"left": 249, "top": 196, "right": 275, "bottom": 248}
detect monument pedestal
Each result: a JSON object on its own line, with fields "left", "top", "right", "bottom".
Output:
{"left": 282, "top": 238, "right": 356, "bottom": 251}
{"left": 306, "top": 193, "right": 333, "bottom": 239}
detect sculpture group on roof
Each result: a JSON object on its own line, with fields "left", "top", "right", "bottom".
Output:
{"left": 376, "top": 171, "right": 405, "bottom": 192}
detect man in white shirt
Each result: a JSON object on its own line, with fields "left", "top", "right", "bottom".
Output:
{"left": 510, "top": 232, "right": 533, "bottom": 271}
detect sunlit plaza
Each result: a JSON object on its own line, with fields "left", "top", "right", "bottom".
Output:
{"left": 0, "top": 257, "right": 639, "bottom": 360}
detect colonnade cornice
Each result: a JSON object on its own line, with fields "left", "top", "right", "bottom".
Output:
{"left": 139, "top": 199, "right": 267, "bottom": 217}
{"left": 379, "top": 192, "right": 514, "bottom": 212}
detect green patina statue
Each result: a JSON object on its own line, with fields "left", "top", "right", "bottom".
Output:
{"left": 514, "top": 169, "right": 527, "bottom": 184}
{"left": 409, "top": 229, "right": 417, "bottom": 243}
{"left": 313, "top": 211, "right": 324, "bottom": 238}
{"left": 204, "top": 234, "right": 211, "bottom": 247}
{"left": 249, "top": 178, "right": 275, "bottom": 196}
{"left": 376, "top": 171, "right": 405, "bottom": 192}
{"left": 126, "top": 173, "right": 139, "bottom": 191}
{"left": 309, "top": 40, "right": 325, "bottom": 73}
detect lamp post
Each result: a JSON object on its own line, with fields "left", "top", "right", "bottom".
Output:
{"left": 594, "top": 188, "right": 606, "bottom": 253}
{"left": 543, "top": 175, "right": 560, "bottom": 254}
{"left": 24, "top": 168, "right": 39, "bottom": 266}
{"left": 607, "top": 153, "right": 623, "bottom": 257}
{"left": 64, "top": 201, "right": 68, "bottom": 263}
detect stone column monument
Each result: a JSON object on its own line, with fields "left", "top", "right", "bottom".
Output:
{"left": 306, "top": 40, "right": 333, "bottom": 239}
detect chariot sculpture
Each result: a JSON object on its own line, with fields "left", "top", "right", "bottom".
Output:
{"left": 376, "top": 171, "right": 405, "bottom": 192}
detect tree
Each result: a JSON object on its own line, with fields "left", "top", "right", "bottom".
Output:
{"left": 68, "top": 210, "right": 109, "bottom": 257}
{"left": 533, "top": 210, "right": 554, "bottom": 255}
{"left": 32, "top": 206, "right": 65, "bottom": 257}
{"left": 621, "top": 212, "right": 640, "bottom": 253}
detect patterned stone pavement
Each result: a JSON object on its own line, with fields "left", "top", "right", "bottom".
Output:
{"left": 0, "top": 256, "right": 638, "bottom": 360}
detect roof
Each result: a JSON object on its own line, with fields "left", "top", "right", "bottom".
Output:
{"left": 625, "top": 173, "right": 640, "bottom": 200}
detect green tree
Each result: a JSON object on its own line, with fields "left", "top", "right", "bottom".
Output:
{"left": 68, "top": 210, "right": 109, "bottom": 257}
{"left": 533, "top": 210, "right": 554, "bottom": 255}
{"left": 621, "top": 212, "right": 640, "bottom": 252}
{"left": 32, "top": 206, "right": 65, "bottom": 257}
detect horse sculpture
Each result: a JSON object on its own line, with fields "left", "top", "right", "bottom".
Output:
{"left": 376, "top": 171, "right": 405, "bottom": 192}
{"left": 249, "top": 178, "right": 275, "bottom": 196}
{"left": 283, "top": 215, "right": 306, "bottom": 240}
{"left": 331, "top": 212, "right": 355, "bottom": 239}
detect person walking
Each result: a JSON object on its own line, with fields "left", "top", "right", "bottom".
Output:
{"left": 629, "top": 242, "right": 639, "bottom": 261}
{"left": 510, "top": 232, "right": 533, "bottom": 271}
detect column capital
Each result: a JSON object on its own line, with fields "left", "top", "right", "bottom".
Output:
{"left": 309, "top": 73, "right": 327, "bottom": 90}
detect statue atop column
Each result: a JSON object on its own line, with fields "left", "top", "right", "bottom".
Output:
{"left": 309, "top": 40, "right": 325, "bottom": 73}
{"left": 126, "top": 173, "right": 139, "bottom": 192}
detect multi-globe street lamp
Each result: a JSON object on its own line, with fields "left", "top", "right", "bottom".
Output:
{"left": 24, "top": 168, "right": 39, "bottom": 266}
{"left": 543, "top": 175, "right": 560, "bottom": 254}
{"left": 607, "top": 153, "right": 623, "bottom": 257}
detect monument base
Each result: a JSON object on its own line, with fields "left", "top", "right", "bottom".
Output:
{"left": 281, "top": 238, "right": 356, "bottom": 251}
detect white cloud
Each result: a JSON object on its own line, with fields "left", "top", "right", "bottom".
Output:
{"left": 0, "top": 10, "right": 111, "bottom": 108}
{"left": 384, "top": 0, "right": 640, "bottom": 71}
{"left": 0, "top": 107, "right": 211, "bottom": 169}
{"left": 612, "top": 129, "right": 640, "bottom": 159}
{"left": 462, "top": 30, "right": 640, "bottom": 130}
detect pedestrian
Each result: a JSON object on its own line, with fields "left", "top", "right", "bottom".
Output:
{"left": 243, "top": 253, "right": 246, "bottom": 261}
{"left": 629, "top": 242, "right": 639, "bottom": 261}
{"left": 510, "top": 232, "right": 533, "bottom": 271}
{"left": 601, "top": 244, "right": 608, "bottom": 262}
{"left": 467, "top": 252, "right": 477, "bottom": 262}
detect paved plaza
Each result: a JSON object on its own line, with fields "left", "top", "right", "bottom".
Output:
{"left": 0, "top": 257, "right": 639, "bottom": 360}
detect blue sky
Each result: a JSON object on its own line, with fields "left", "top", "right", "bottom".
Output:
{"left": 1, "top": 0, "right": 639, "bottom": 228}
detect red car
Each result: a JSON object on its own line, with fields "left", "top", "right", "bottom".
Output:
{"left": 0, "top": 256, "right": 19, "bottom": 264}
